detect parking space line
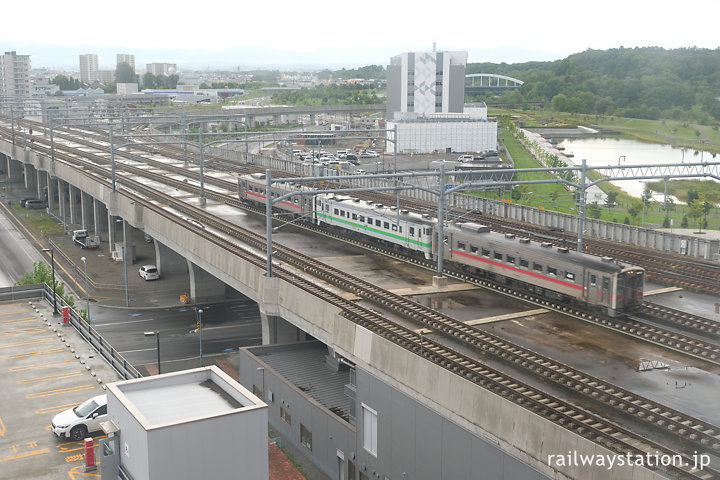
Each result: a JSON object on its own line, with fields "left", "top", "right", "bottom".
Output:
{"left": 36, "top": 403, "right": 78, "bottom": 416}
{"left": 18, "top": 371, "right": 84, "bottom": 384}
{"left": 7, "top": 348, "right": 65, "bottom": 359}
{"left": 0, "top": 326, "right": 45, "bottom": 336}
{"left": 0, "top": 448, "right": 50, "bottom": 462}
{"left": 36, "top": 403, "right": 79, "bottom": 415}
{"left": 0, "top": 316, "right": 36, "bottom": 323}
{"left": 0, "top": 338, "right": 53, "bottom": 349}
{"left": 68, "top": 464, "right": 103, "bottom": 477}
{"left": 0, "top": 303, "right": 26, "bottom": 309}
{"left": 10, "top": 359, "right": 75, "bottom": 371}
{"left": 26, "top": 384, "right": 95, "bottom": 398}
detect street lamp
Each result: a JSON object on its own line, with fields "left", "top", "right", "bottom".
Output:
{"left": 80, "top": 256, "right": 89, "bottom": 321}
{"left": 617, "top": 155, "right": 626, "bottom": 167}
{"left": 144, "top": 331, "right": 161, "bottom": 374}
{"left": 196, "top": 308, "right": 204, "bottom": 366}
{"left": 256, "top": 367, "right": 265, "bottom": 401}
{"left": 42, "top": 248, "right": 57, "bottom": 315}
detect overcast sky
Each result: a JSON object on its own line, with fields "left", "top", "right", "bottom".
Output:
{"left": 4, "top": 0, "right": 719, "bottom": 70}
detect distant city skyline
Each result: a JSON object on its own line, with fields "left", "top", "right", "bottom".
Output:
{"left": 4, "top": 0, "right": 719, "bottom": 71}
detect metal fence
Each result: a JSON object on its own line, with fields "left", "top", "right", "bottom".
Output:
{"left": 0, "top": 284, "right": 142, "bottom": 380}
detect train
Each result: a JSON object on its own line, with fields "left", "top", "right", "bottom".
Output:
{"left": 238, "top": 173, "right": 645, "bottom": 316}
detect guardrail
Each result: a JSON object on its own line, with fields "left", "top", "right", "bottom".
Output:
{"left": 0, "top": 284, "right": 142, "bottom": 380}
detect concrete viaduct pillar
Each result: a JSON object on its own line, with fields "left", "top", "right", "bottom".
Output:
{"left": 6, "top": 154, "right": 23, "bottom": 181}
{"left": 23, "top": 163, "right": 37, "bottom": 191}
{"left": 259, "top": 310, "right": 306, "bottom": 345}
{"left": 57, "top": 179, "right": 68, "bottom": 233}
{"left": 37, "top": 172, "right": 48, "bottom": 201}
{"left": 68, "top": 184, "right": 79, "bottom": 226}
{"left": 93, "top": 199, "right": 104, "bottom": 241}
{"left": 80, "top": 191, "right": 90, "bottom": 230}
{"left": 46, "top": 173, "right": 56, "bottom": 211}
{"left": 107, "top": 213, "right": 116, "bottom": 256}
{"left": 188, "top": 262, "right": 227, "bottom": 303}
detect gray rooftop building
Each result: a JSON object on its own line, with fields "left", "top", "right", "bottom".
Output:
{"left": 101, "top": 366, "right": 268, "bottom": 480}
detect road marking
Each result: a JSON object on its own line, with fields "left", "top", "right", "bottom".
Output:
{"left": 0, "top": 338, "right": 53, "bottom": 349}
{"left": 7, "top": 348, "right": 65, "bottom": 359}
{"left": 10, "top": 359, "right": 75, "bottom": 371}
{"left": 18, "top": 371, "right": 84, "bottom": 384}
{"left": 36, "top": 403, "right": 80, "bottom": 415}
{"left": 0, "top": 315, "right": 36, "bottom": 323}
{"left": 0, "top": 326, "right": 45, "bottom": 336}
{"left": 26, "top": 384, "right": 95, "bottom": 398}
{"left": 0, "top": 448, "right": 50, "bottom": 462}
{"left": 92, "top": 317, "right": 155, "bottom": 327}
{"left": 68, "top": 462, "right": 103, "bottom": 477}
{"left": 0, "top": 416, "right": 5, "bottom": 436}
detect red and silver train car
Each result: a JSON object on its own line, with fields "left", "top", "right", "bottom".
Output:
{"left": 238, "top": 173, "right": 315, "bottom": 217}
{"left": 439, "top": 222, "right": 644, "bottom": 316}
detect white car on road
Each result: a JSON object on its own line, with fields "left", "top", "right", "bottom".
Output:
{"left": 139, "top": 265, "right": 160, "bottom": 281}
{"left": 51, "top": 394, "right": 108, "bottom": 441}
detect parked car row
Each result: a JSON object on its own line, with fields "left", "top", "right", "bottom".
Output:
{"left": 293, "top": 149, "right": 380, "bottom": 165}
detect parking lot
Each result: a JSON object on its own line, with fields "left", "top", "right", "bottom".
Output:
{"left": 0, "top": 299, "right": 121, "bottom": 479}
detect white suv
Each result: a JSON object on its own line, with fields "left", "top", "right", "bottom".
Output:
{"left": 51, "top": 394, "right": 108, "bottom": 441}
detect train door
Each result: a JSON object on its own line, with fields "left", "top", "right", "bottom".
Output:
{"left": 238, "top": 178, "right": 247, "bottom": 199}
{"left": 583, "top": 271, "right": 593, "bottom": 303}
{"left": 619, "top": 269, "right": 644, "bottom": 312}
{"left": 601, "top": 276, "right": 611, "bottom": 309}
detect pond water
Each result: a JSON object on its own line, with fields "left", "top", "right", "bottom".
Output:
{"left": 558, "top": 137, "right": 718, "bottom": 197}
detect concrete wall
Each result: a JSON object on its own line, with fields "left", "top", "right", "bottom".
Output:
{"left": 106, "top": 368, "right": 268, "bottom": 480}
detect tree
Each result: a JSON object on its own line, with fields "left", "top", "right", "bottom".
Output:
{"left": 51, "top": 75, "right": 80, "bottom": 90}
{"left": 15, "top": 262, "right": 75, "bottom": 309}
{"left": 627, "top": 198, "right": 643, "bottom": 222}
{"left": 686, "top": 188, "right": 700, "bottom": 207}
{"left": 605, "top": 191, "right": 618, "bottom": 208}
{"left": 143, "top": 72, "right": 156, "bottom": 89}
{"left": 688, "top": 195, "right": 711, "bottom": 232}
{"left": 115, "top": 62, "right": 136, "bottom": 84}
{"left": 587, "top": 202, "right": 602, "bottom": 219}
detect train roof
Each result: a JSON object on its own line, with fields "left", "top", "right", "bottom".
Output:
{"left": 445, "top": 222, "right": 641, "bottom": 274}
{"left": 241, "top": 173, "right": 317, "bottom": 193}
{"left": 318, "top": 194, "right": 437, "bottom": 226}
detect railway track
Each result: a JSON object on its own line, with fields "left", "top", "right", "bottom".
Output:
{"left": 640, "top": 302, "right": 720, "bottom": 340}
{"left": 5, "top": 120, "right": 720, "bottom": 477}
{"left": 8, "top": 121, "right": 720, "bottom": 362}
